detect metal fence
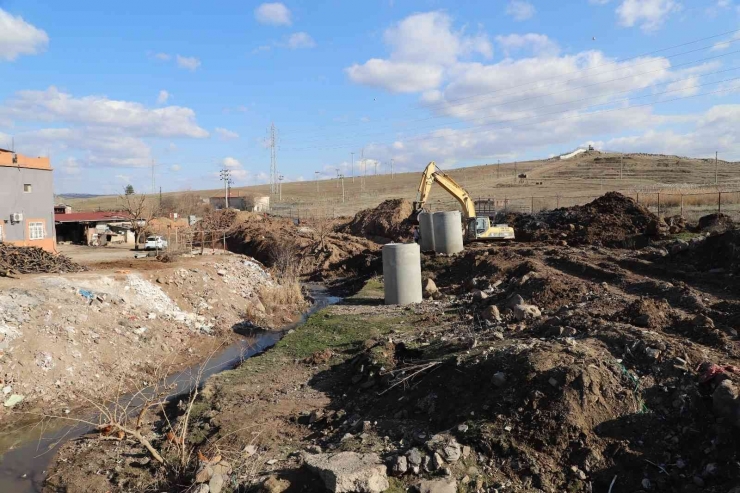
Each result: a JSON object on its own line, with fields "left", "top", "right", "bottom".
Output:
{"left": 268, "top": 188, "right": 740, "bottom": 223}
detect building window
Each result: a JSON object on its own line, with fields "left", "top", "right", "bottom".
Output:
{"left": 29, "top": 221, "right": 45, "bottom": 240}
{"left": 23, "top": 184, "right": 32, "bottom": 193}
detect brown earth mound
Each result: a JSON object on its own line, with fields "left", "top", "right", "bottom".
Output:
{"left": 194, "top": 210, "right": 380, "bottom": 281}
{"left": 501, "top": 192, "right": 659, "bottom": 247}
{"left": 698, "top": 213, "right": 734, "bottom": 232}
{"left": 338, "top": 198, "right": 414, "bottom": 243}
{"left": 0, "top": 244, "right": 86, "bottom": 275}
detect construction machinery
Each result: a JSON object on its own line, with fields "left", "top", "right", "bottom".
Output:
{"left": 414, "top": 161, "right": 515, "bottom": 242}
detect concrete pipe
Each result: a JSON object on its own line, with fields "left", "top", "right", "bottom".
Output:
{"left": 418, "top": 212, "right": 435, "bottom": 252}
{"left": 433, "top": 211, "right": 464, "bottom": 254}
{"left": 382, "top": 243, "right": 422, "bottom": 305}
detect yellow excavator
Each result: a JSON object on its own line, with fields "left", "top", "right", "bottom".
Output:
{"left": 414, "top": 161, "right": 515, "bottom": 242}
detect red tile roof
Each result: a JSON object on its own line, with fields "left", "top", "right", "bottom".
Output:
{"left": 54, "top": 211, "right": 131, "bottom": 223}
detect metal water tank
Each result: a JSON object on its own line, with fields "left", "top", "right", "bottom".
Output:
{"left": 433, "top": 211, "right": 464, "bottom": 254}
{"left": 418, "top": 212, "right": 435, "bottom": 252}
{"left": 382, "top": 243, "right": 422, "bottom": 305}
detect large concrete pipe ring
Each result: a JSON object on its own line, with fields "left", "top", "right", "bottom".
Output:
{"left": 418, "top": 212, "right": 435, "bottom": 252}
{"left": 382, "top": 243, "right": 422, "bottom": 305}
{"left": 433, "top": 211, "right": 464, "bottom": 254}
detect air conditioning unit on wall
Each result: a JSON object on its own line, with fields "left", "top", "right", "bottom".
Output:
{"left": 10, "top": 213, "right": 23, "bottom": 223}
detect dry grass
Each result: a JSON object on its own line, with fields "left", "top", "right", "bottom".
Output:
{"left": 258, "top": 282, "right": 304, "bottom": 314}
{"left": 63, "top": 152, "right": 740, "bottom": 220}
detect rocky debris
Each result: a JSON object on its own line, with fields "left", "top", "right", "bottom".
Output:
{"left": 492, "top": 371, "right": 507, "bottom": 387}
{"left": 261, "top": 475, "right": 290, "bottom": 493}
{"left": 665, "top": 215, "right": 686, "bottom": 234}
{"left": 416, "top": 478, "right": 458, "bottom": 493}
{"left": 194, "top": 460, "right": 232, "bottom": 493}
{"left": 698, "top": 212, "right": 734, "bottom": 232}
{"left": 392, "top": 455, "right": 408, "bottom": 475}
{"left": 339, "top": 199, "right": 415, "bottom": 243}
{"left": 423, "top": 279, "right": 439, "bottom": 298}
{"left": 426, "top": 435, "right": 462, "bottom": 464}
{"left": 304, "top": 452, "right": 390, "bottom": 493}
{"left": 512, "top": 304, "right": 541, "bottom": 321}
{"left": 646, "top": 217, "right": 669, "bottom": 237}
{"left": 481, "top": 305, "right": 501, "bottom": 322}
{"left": 713, "top": 380, "right": 740, "bottom": 428}
{"left": 672, "top": 229, "right": 740, "bottom": 276}
{"left": 0, "top": 244, "right": 86, "bottom": 275}
{"left": 406, "top": 448, "right": 423, "bottom": 474}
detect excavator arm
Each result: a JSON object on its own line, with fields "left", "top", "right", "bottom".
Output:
{"left": 414, "top": 161, "right": 477, "bottom": 219}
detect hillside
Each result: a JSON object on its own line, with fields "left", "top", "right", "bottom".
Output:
{"left": 65, "top": 152, "right": 740, "bottom": 220}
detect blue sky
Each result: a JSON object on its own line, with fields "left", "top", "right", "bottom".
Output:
{"left": 1, "top": 0, "right": 739, "bottom": 194}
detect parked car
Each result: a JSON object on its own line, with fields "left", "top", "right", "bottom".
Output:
{"left": 145, "top": 235, "right": 168, "bottom": 250}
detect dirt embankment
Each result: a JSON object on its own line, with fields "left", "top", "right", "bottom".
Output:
{"left": 338, "top": 198, "right": 415, "bottom": 243}
{"left": 0, "top": 254, "right": 304, "bottom": 423}
{"left": 196, "top": 209, "right": 381, "bottom": 283}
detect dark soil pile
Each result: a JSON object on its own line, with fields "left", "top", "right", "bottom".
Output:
{"left": 338, "top": 199, "right": 414, "bottom": 243}
{"left": 0, "top": 244, "right": 86, "bottom": 274}
{"left": 698, "top": 213, "right": 734, "bottom": 233}
{"left": 500, "top": 192, "right": 658, "bottom": 247}
{"left": 675, "top": 230, "right": 740, "bottom": 275}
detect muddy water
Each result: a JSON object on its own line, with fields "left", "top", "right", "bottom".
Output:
{"left": 0, "top": 287, "right": 340, "bottom": 493}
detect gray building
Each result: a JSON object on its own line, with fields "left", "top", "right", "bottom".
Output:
{"left": 0, "top": 149, "right": 56, "bottom": 252}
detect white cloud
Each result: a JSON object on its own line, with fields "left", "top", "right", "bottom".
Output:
{"left": 222, "top": 157, "right": 241, "bottom": 169}
{"left": 589, "top": 0, "right": 612, "bottom": 4}
{"left": 170, "top": 164, "right": 182, "bottom": 172}
{"left": 2, "top": 86, "right": 208, "bottom": 138}
{"left": 115, "top": 174, "right": 132, "bottom": 183}
{"left": 347, "top": 59, "right": 444, "bottom": 93}
{"left": 255, "top": 3, "right": 292, "bottom": 26}
{"left": 60, "top": 157, "right": 81, "bottom": 175}
{"left": 287, "top": 32, "right": 316, "bottom": 49}
{"left": 0, "top": 8, "right": 49, "bottom": 61}
{"left": 616, "top": 0, "right": 680, "bottom": 32}
{"left": 215, "top": 127, "right": 239, "bottom": 140}
{"left": 496, "top": 33, "right": 559, "bottom": 57}
{"left": 157, "top": 90, "right": 170, "bottom": 105}
{"left": 176, "top": 55, "right": 201, "bottom": 71}
{"left": 712, "top": 31, "right": 740, "bottom": 51}
{"left": 346, "top": 12, "right": 492, "bottom": 93}
{"left": 506, "top": 1, "right": 537, "bottom": 21}
{"left": 665, "top": 76, "right": 700, "bottom": 97}
{"left": 153, "top": 52, "right": 171, "bottom": 61}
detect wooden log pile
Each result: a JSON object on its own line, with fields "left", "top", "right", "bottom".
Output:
{"left": 0, "top": 244, "right": 86, "bottom": 275}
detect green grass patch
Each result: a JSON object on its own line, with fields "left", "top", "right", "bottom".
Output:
{"left": 670, "top": 231, "right": 701, "bottom": 241}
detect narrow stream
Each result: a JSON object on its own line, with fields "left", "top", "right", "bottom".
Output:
{"left": 0, "top": 287, "right": 340, "bottom": 493}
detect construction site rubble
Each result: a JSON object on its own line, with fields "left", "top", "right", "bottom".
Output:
{"left": 338, "top": 198, "right": 415, "bottom": 243}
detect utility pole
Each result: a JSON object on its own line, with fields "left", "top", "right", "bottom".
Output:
{"left": 269, "top": 123, "right": 278, "bottom": 194}
{"left": 340, "top": 174, "right": 345, "bottom": 203}
{"left": 335, "top": 168, "right": 341, "bottom": 188}
{"left": 514, "top": 161, "right": 517, "bottom": 183}
{"left": 159, "top": 186, "right": 162, "bottom": 208}
{"left": 374, "top": 161, "right": 378, "bottom": 176}
{"left": 391, "top": 158, "right": 394, "bottom": 178}
{"left": 715, "top": 151, "right": 719, "bottom": 185}
{"left": 219, "top": 168, "right": 231, "bottom": 209}
{"left": 620, "top": 155, "right": 623, "bottom": 180}
{"left": 278, "top": 174, "right": 284, "bottom": 201}
{"left": 315, "top": 171, "right": 320, "bottom": 192}
{"left": 351, "top": 152, "right": 355, "bottom": 183}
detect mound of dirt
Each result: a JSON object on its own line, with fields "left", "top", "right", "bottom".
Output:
{"left": 339, "top": 199, "right": 414, "bottom": 243}
{"left": 698, "top": 213, "right": 734, "bottom": 233}
{"left": 676, "top": 229, "right": 740, "bottom": 275}
{"left": 501, "top": 192, "right": 659, "bottom": 247}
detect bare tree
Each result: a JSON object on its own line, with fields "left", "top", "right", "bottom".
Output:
{"left": 118, "top": 189, "right": 156, "bottom": 250}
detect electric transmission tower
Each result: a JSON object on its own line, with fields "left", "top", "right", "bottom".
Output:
{"left": 219, "top": 168, "right": 232, "bottom": 209}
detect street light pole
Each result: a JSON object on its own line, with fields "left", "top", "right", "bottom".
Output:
{"left": 315, "top": 171, "right": 320, "bottom": 192}
{"left": 340, "top": 174, "right": 345, "bottom": 203}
